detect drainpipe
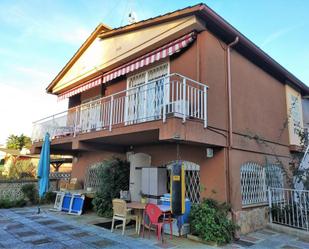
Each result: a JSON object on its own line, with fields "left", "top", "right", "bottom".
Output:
{"left": 226, "top": 37, "right": 239, "bottom": 200}
{"left": 227, "top": 37, "right": 239, "bottom": 149}
{"left": 226, "top": 36, "right": 239, "bottom": 238}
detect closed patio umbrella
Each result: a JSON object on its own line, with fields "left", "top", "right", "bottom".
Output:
{"left": 37, "top": 133, "right": 50, "bottom": 214}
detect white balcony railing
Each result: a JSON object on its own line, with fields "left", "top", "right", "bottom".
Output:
{"left": 32, "top": 73, "right": 208, "bottom": 142}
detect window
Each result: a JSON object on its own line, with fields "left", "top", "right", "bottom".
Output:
{"left": 126, "top": 63, "right": 169, "bottom": 123}
{"left": 265, "top": 164, "right": 284, "bottom": 189}
{"left": 167, "top": 161, "right": 200, "bottom": 204}
{"left": 240, "top": 162, "right": 267, "bottom": 206}
{"left": 265, "top": 164, "right": 284, "bottom": 202}
{"left": 241, "top": 162, "right": 285, "bottom": 207}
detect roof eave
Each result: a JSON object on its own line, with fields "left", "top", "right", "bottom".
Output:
{"left": 198, "top": 5, "right": 309, "bottom": 95}
{"left": 46, "top": 23, "right": 112, "bottom": 94}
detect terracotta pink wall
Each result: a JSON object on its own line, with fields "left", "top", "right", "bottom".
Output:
{"left": 71, "top": 150, "right": 125, "bottom": 185}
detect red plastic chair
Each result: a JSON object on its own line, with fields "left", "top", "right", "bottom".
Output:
{"left": 142, "top": 203, "right": 172, "bottom": 241}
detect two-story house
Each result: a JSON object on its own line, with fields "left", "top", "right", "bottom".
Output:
{"left": 31, "top": 4, "right": 309, "bottom": 233}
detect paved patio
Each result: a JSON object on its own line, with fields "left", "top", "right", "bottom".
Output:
{"left": 0, "top": 206, "right": 309, "bottom": 249}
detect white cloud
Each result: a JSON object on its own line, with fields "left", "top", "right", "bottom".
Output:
{"left": 0, "top": 64, "right": 68, "bottom": 145}
{"left": 261, "top": 24, "right": 304, "bottom": 48}
{"left": 0, "top": 82, "right": 68, "bottom": 145}
{"left": 0, "top": 2, "right": 91, "bottom": 46}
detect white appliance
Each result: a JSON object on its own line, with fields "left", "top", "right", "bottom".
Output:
{"left": 141, "top": 167, "right": 167, "bottom": 204}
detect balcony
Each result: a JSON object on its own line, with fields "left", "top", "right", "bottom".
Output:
{"left": 32, "top": 73, "right": 208, "bottom": 143}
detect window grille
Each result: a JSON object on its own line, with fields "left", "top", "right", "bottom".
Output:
{"left": 240, "top": 162, "right": 267, "bottom": 206}
{"left": 167, "top": 161, "right": 200, "bottom": 203}
{"left": 265, "top": 164, "right": 284, "bottom": 188}
{"left": 265, "top": 164, "right": 284, "bottom": 202}
{"left": 84, "top": 164, "right": 103, "bottom": 191}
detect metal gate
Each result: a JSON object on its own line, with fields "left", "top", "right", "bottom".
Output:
{"left": 268, "top": 187, "right": 309, "bottom": 231}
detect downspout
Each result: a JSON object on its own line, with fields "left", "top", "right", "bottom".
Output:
{"left": 227, "top": 37, "right": 239, "bottom": 150}
{"left": 226, "top": 36, "right": 239, "bottom": 237}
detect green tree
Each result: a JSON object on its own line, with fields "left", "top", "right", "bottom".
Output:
{"left": 6, "top": 134, "right": 32, "bottom": 150}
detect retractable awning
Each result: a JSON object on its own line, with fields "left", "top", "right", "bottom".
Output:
{"left": 58, "top": 31, "right": 196, "bottom": 100}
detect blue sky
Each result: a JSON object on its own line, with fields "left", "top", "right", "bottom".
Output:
{"left": 0, "top": 0, "right": 309, "bottom": 145}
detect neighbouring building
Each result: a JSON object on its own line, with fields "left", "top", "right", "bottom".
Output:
{"left": 31, "top": 4, "right": 309, "bottom": 233}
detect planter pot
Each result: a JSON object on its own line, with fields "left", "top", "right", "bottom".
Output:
{"left": 187, "top": 234, "right": 220, "bottom": 247}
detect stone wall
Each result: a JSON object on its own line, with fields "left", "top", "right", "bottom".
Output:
{"left": 0, "top": 179, "right": 57, "bottom": 200}
{"left": 235, "top": 206, "right": 269, "bottom": 234}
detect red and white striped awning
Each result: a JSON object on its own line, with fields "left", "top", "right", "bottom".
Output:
{"left": 58, "top": 76, "right": 102, "bottom": 100}
{"left": 58, "top": 31, "right": 196, "bottom": 100}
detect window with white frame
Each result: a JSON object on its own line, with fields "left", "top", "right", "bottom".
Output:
{"left": 126, "top": 63, "right": 169, "bottom": 123}
{"left": 240, "top": 162, "right": 267, "bottom": 206}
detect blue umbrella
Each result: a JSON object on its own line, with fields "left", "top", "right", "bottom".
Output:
{"left": 37, "top": 133, "right": 50, "bottom": 213}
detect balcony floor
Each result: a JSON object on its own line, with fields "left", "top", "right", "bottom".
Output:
{"left": 31, "top": 117, "right": 227, "bottom": 155}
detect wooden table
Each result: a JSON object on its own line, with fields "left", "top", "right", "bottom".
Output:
{"left": 127, "top": 202, "right": 146, "bottom": 235}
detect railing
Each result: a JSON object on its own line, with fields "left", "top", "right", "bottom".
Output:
{"left": 269, "top": 187, "right": 309, "bottom": 231}
{"left": 49, "top": 172, "right": 72, "bottom": 181}
{"left": 32, "top": 73, "right": 208, "bottom": 142}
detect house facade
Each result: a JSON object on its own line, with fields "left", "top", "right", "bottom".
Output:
{"left": 31, "top": 4, "right": 309, "bottom": 233}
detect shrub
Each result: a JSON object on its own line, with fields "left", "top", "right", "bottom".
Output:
{"left": 21, "top": 183, "right": 38, "bottom": 204}
{"left": 0, "top": 198, "right": 26, "bottom": 209}
{"left": 42, "top": 191, "right": 56, "bottom": 204}
{"left": 190, "top": 198, "right": 238, "bottom": 245}
{"left": 92, "top": 158, "right": 130, "bottom": 217}
{"left": 6, "top": 159, "right": 36, "bottom": 179}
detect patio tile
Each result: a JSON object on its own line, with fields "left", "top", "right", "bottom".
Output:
{"left": 15, "top": 230, "right": 38, "bottom": 237}
{"left": 5, "top": 223, "right": 25, "bottom": 231}
{"left": 14, "top": 211, "right": 35, "bottom": 216}
{"left": 34, "top": 242, "right": 67, "bottom": 249}
{"left": 71, "top": 231, "right": 92, "bottom": 237}
{"left": 26, "top": 215, "right": 46, "bottom": 220}
{"left": 153, "top": 242, "right": 177, "bottom": 248}
{"left": 240, "top": 235, "right": 260, "bottom": 242}
{"left": 91, "top": 239, "right": 115, "bottom": 248}
{"left": 256, "top": 239, "right": 285, "bottom": 248}
{"left": 281, "top": 246, "right": 302, "bottom": 249}
{"left": 30, "top": 238, "right": 53, "bottom": 245}
{"left": 0, "top": 242, "right": 31, "bottom": 249}
{"left": 251, "top": 232, "right": 273, "bottom": 240}
{"left": 298, "top": 237, "right": 309, "bottom": 243}
{"left": 233, "top": 239, "right": 255, "bottom": 247}
{"left": 61, "top": 239, "right": 84, "bottom": 246}
{"left": 0, "top": 218, "right": 11, "bottom": 224}
{"left": 287, "top": 240, "right": 309, "bottom": 249}
{"left": 258, "top": 229, "right": 277, "bottom": 236}
{"left": 224, "top": 244, "right": 243, "bottom": 249}
{"left": 50, "top": 224, "right": 76, "bottom": 231}
{"left": 37, "top": 219, "right": 61, "bottom": 225}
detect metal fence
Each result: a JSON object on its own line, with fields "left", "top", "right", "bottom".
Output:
{"left": 49, "top": 172, "right": 71, "bottom": 182}
{"left": 268, "top": 187, "right": 309, "bottom": 231}
{"left": 32, "top": 73, "right": 208, "bottom": 142}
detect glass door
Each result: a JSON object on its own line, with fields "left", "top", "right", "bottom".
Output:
{"left": 125, "top": 63, "right": 168, "bottom": 124}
